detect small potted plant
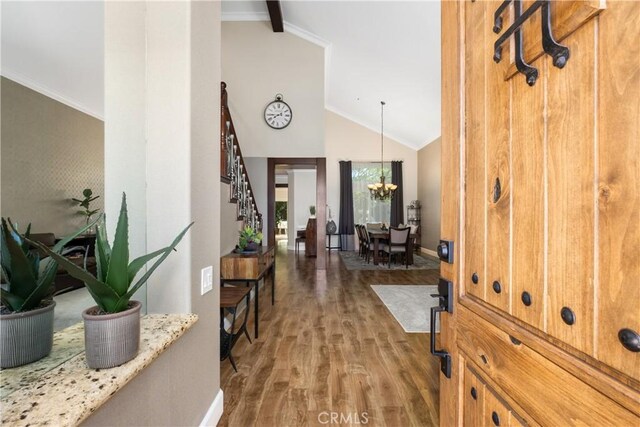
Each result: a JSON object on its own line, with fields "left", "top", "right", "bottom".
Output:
{"left": 72, "top": 188, "right": 100, "bottom": 226}
{"left": 309, "top": 205, "right": 316, "bottom": 218}
{"left": 0, "top": 218, "right": 96, "bottom": 368}
{"left": 29, "top": 193, "right": 193, "bottom": 369}
{"left": 237, "top": 226, "right": 263, "bottom": 252}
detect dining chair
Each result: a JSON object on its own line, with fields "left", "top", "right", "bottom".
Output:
{"left": 356, "top": 224, "right": 366, "bottom": 258}
{"left": 382, "top": 227, "right": 411, "bottom": 268}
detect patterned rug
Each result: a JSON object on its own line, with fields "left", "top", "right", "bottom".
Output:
{"left": 370, "top": 285, "right": 440, "bottom": 333}
{"left": 339, "top": 250, "right": 440, "bottom": 271}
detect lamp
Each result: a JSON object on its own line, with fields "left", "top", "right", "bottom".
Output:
{"left": 368, "top": 101, "right": 397, "bottom": 201}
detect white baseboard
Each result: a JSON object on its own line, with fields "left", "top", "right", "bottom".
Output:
{"left": 420, "top": 247, "right": 439, "bottom": 258}
{"left": 200, "top": 389, "right": 224, "bottom": 426}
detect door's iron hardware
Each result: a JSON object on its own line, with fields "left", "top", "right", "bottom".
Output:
{"left": 521, "top": 291, "right": 532, "bottom": 306}
{"left": 492, "top": 281, "right": 502, "bottom": 294}
{"left": 509, "top": 335, "right": 522, "bottom": 345}
{"left": 561, "top": 307, "right": 575, "bottom": 325}
{"left": 437, "top": 240, "right": 454, "bottom": 264}
{"left": 541, "top": 1, "right": 569, "bottom": 68}
{"left": 493, "top": 0, "right": 569, "bottom": 85}
{"left": 471, "top": 387, "right": 478, "bottom": 400}
{"left": 480, "top": 354, "right": 489, "bottom": 365}
{"left": 430, "top": 279, "right": 453, "bottom": 378}
{"left": 494, "top": 0, "right": 544, "bottom": 65}
{"left": 472, "top": 272, "right": 479, "bottom": 284}
{"left": 493, "top": 178, "right": 502, "bottom": 203}
{"left": 514, "top": 0, "right": 539, "bottom": 86}
{"left": 492, "top": 411, "right": 501, "bottom": 426}
{"left": 618, "top": 328, "right": 640, "bottom": 353}
{"left": 493, "top": 0, "right": 512, "bottom": 33}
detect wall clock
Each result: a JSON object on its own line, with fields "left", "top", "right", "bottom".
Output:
{"left": 264, "top": 94, "right": 292, "bottom": 129}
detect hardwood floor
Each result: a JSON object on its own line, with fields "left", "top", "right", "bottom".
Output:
{"left": 219, "top": 247, "right": 440, "bottom": 427}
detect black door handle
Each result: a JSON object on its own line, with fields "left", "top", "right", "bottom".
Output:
{"left": 430, "top": 279, "right": 453, "bottom": 378}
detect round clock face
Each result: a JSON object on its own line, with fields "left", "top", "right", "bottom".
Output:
{"left": 264, "top": 99, "right": 292, "bottom": 129}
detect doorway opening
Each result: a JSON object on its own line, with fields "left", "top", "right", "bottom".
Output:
{"left": 267, "top": 158, "right": 327, "bottom": 270}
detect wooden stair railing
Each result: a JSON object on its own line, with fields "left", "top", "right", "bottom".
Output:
{"left": 220, "top": 82, "right": 263, "bottom": 232}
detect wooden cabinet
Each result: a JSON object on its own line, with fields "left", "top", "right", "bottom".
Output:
{"left": 220, "top": 246, "right": 275, "bottom": 280}
{"left": 440, "top": 0, "right": 640, "bottom": 425}
{"left": 305, "top": 218, "right": 317, "bottom": 258}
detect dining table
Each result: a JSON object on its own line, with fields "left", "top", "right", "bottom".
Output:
{"left": 367, "top": 228, "right": 417, "bottom": 266}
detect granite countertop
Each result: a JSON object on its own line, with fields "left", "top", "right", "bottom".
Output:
{"left": 0, "top": 314, "right": 198, "bottom": 426}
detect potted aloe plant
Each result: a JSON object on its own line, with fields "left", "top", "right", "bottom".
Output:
{"left": 0, "top": 218, "right": 96, "bottom": 368}
{"left": 29, "top": 193, "right": 193, "bottom": 369}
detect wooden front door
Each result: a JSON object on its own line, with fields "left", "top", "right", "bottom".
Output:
{"left": 438, "top": 0, "right": 639, "bottom": 425}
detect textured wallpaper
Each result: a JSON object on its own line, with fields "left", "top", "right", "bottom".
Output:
{"left": 1, "top": 77, "right": 104, "bottom": 236}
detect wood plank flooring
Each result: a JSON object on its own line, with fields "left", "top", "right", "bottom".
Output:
{"left": 219, "top": 247, "right": 440, "bottom": 427}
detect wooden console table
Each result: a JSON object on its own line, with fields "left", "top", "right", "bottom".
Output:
{"left": 220, "top": 246, "right": 275, "bottom": 339}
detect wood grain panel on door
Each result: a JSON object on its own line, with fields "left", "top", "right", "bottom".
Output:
{"left": 463, "top": 364, "right": 485, "bottom": 426}
{"left": 463, "top": 0, "right": 487, "bottom": 301}
{"left": 485, "top": 1, "right": 511, "bottom": 313}
{"left": 439, "top": 1, "right": 464, "bottom": 425}
{"left": 546, "top": 19, "right": 596, "bottom": 356}
{"left": 483, "top": 385, "right": 522, "bottom": 427}
{"left": 457, "top": 306, "right": 640, "bottom": 425}
{"left": 511, "top": 57, "right": 545, "bottom": 330}
{"left": 596, "top": 0, "right": 640, "bottom": 381}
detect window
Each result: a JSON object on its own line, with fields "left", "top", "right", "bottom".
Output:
{"left": 352, "top": 162, "right": 392, "bottom": 225}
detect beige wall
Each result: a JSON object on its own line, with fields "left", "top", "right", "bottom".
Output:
{"left": 0, "top": 77, "right": 104, "bottom": 236}
{"left": 325, "top": 110, "right": 418, "bottom": 232}
{"left": 417, "top": 137, "right": 441, "bottom": 252}
{"left": 220, "top": 182, "right": 243, "bottom": 254}
{"left": 90, "top": 2, "right": 222, "bottom": 425}
{"left": 222, "top": 21, "right": 325, "bottom": 157}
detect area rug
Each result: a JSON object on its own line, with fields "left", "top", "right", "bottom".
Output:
{"left": 339, "top": 250, "right": 440, "bottom": 271}
{"left": 370, "top": 285, "right": 440, "bottom": 333}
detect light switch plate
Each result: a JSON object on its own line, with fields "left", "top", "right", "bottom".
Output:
{"left": 201, "top": 266, "right": 213, "bottom": 295}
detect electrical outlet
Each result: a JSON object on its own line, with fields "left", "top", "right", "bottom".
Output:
{"left": 201, "top": 266, "right": 213, "bottom": 295}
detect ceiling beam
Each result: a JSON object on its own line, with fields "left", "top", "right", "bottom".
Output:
{"left": 266, "top": 1, "right": 284, "bottom": 32}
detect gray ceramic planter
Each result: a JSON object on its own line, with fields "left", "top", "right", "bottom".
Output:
{"left": 0, "top": 301, "right": 55, "bottom": 368}
{"left": 82, "top": 300, "right": 142, "bottom": 369}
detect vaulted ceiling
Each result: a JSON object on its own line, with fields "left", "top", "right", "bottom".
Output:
{"left": 223, "top": 1, "right": 441, "bottom": 149}
{"left": 1, "top": 1, "right": 441, "bottom": 149}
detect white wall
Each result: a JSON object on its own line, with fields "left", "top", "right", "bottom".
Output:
{"left": 325, "top": 110, "right": 418, "bottom": 232}
{"left": 221, "top": 21, "right": 325, "bottom": 157}
{"left": 98, "top": 2, "right": 221, "bottom": 425}
{"left": 288, "top": 170, "right": 316, "bottom": 250}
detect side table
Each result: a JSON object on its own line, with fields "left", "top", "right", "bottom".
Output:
{"left": 220, "top": 286, "right": 252, "bottom": 372}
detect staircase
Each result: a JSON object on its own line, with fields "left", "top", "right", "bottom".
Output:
{"left": 220, "top": 82, "right": 263, "bottom": 232}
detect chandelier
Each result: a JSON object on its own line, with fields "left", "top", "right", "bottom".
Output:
{"left": 368, "top": 101, "right": 397, "bottom": 201}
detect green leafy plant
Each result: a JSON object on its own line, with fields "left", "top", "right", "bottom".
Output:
{"left": 28, "top": 193, "right": 193, "bottom": 314}
{"left": 275, "top": 201, "right": 287, "bottom": 228}
{"left": 238, "top": 226, "right": 263, "bottom": 250}
{"left": 309, "top": 205, "right": 316, "bottom": 216}
{"left": 1, "top": 218, "right": 97, "bottom": 313}
{"left": 72, "top": 188, "right": 100, "bottom": 225}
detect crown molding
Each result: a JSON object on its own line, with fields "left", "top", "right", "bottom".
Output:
{"left": 283, "top": 22, "right": 331, "bottom": 48}
{"left": 1, "top": 70, "right": 104, "bottom": 121}
{"left": 325, "top": 105, "right": 419, "bottom": 151}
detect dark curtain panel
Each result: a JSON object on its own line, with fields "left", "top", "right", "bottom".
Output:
{"left": 338, "top": 161, "right": 355, "bottom": 250}
{"left": 390, "top": 161, "right": 404, "bottom": 226}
